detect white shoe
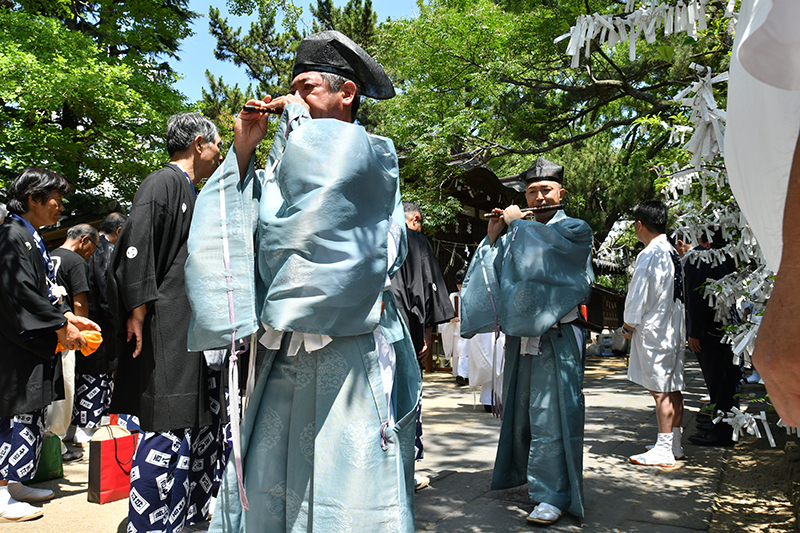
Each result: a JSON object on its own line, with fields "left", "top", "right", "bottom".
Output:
{"left": 527, "top": 502, "right": 562, "bottom": 525}
{"left": 414, "top": 474, "right": 430, "bottom": 491}
{"left": 645, "top": 444, "right": 686, "bottom": 460}
{"left": 73, "top": 426, "right": 96, "bottom": 444}
{"left": 63, "top": 424, "right": 77, "bottom": 443}
{"left": 208, "top": 495, "right": 217, "bottom": 519}
{"left": 0, "top": 497, "right": 43, "bottom": 522}
{"left": 7, "top": 482, "right": 53, "bottom": 503}
{"left": 630, "top": 447, "right": 676, "bottom": 467}
{"left": 746, "top": 370, "right": 762, "bottom": 384}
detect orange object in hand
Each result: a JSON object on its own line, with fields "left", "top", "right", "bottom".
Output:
{"left": 56, "top": 330, "right": 103, "bottom": 356}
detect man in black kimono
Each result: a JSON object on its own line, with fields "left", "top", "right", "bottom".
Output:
{"left": 0, "top": 168, "right": 98, "bottom": 521}
{"left": 389, "top": 201, "right": 455, "bottom": 491}
{"left": 390, "top": 201, "right": 455, "bottom": 360}
{"left": 684, "top": 229, "right": 741, "bottom": 447}
{"left": 71, "top": 213, "right": 126, "bottom": 443}
{"left": 108, "top": 112, "right": 224, "bottom": 533}
{"left": 49, "top": 223, "right": 99, "bottom": 462}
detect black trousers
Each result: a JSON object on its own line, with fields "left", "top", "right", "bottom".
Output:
{"left": 695, "top": 333, "right": 742, "bottom": 439}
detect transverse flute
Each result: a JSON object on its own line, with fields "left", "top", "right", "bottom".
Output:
{"left": 483, "top": 204, "right": 565, "bottom": 218}
{"left": 241, "top": 104, "right": 282, "bottom": 115}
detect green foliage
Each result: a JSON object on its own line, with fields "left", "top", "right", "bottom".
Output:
{"left": 400, "top": 183, "right": 462, "bottom": 235}
{"left": 594, "top": 274, "right": 627, "bottom": 292}
{"left": 0, "top": 9, "right": 187, "bottom": 200}
{"left": 208, "top": 4, "right": 300, "bottom": 98}
{"left": 547, "top": 133, "right": 655, "bottom": 242}
{"left": 202, "top": 0, "right": 735, "bottom": 245}
{"left": 226, "top": 0, "right": 303, "bottom": 30}
{"left": 373, "top": 0, "right": 734, "bottom": 238}
{"left": 200, "top": 71, "right": 255, "bottom": 120}
{"left": 310, "top": 0, "right": 378, "bottom": 51}
{"left": 10, "top": 0, "right": 196, "bottom": 59}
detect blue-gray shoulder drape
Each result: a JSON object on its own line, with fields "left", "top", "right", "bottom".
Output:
{"left": 185, "top": 104, "right": 404, "bottom": 350}
{"left": 460, "top": 211, "right": 594, "bottom": 338}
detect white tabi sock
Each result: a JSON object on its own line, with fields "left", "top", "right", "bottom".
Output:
{"left": 630, "top": 431, "right": 676, "bottom": 467}
{"left": 672, "top": 426, "right": 685, "bottom": 458}
{"left": 655, "top": 432, "right": 673, "bottom": 451}
{"left": 0, "top": 484, "right": 44, "bottom": 521}
{"left": 672, "top": 427, "right": 682, "bottom": 446}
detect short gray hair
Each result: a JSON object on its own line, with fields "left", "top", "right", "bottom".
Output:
{"left": 166, "top": 113, "right": 219, "bottom": 156}
{"left": 319, "top": 72, "right": 362, "bottom": 122}
{"left": 98, "top": 212, "right": 127, "bottom": 234}
{"left": 403, "top": 201, "right": 423, "bottom": 224}
{"left": 66, "top": 223, "right": 99, "bottom": 242}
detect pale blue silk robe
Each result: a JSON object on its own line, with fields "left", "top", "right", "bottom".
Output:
{"left": 460, "top": 210, "right": 593, "bottom": 517}
{"left": 185, "top": 104, "right": 420, "bottom": 532}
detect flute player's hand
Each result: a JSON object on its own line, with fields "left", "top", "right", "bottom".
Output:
{"left": 236, "top": 97, "right": 273, "bottom": 155}
{"left": 502, "top": 205, "right": 524, "bottom": 225}
{"left": 235, "top": 96, "right": 277, "bottom": 180}
{"left": 487, "top": 208, "right": 505, "bottom": 245}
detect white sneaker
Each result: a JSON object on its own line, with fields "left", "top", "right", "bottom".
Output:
{"left": 630, "top": 447, "right": 676, "bottom": 467}
{"left": 414, "top": 474, "right": 430, "bottom": 491}
{"left": 526, "top": 502, "right": 562, "bottom": 525}
{"left": 7, "top": 482, "right": 53, "bottom": 503}
{"left": 0, "top": 497, "right": 43, "bottom": 522}
{"left": 645, "top": 444, "right": 686, "bottom": 460}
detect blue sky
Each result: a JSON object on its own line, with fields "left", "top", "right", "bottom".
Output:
{"left": 170, "top": 0, "right": 420, "bottom": 102}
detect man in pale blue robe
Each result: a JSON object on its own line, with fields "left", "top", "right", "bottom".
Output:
{"left": 184, "top": 31, "right": 420, "bottom": 532}
{"left": 460, "top": 158, "right": 593, "bottom": 526}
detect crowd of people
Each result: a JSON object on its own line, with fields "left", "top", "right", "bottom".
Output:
{"left": 0, "top": 22, "right": 793, "bottom": 533}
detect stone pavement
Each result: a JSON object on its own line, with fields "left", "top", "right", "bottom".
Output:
{"left": 12, "top": 356, "right": 734, "bottom": 532}
{"left": 414, "top": 357, "right": 728, "bottom": 532}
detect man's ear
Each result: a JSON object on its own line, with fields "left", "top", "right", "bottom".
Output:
{"left": 341, "top": 80, "right": 357, "bottom": 105}
{"left": 558, "top": 187, "right": 566, "bottom": 201}
{"left": 193, "top": 135, "right": 204, "bottom": 154}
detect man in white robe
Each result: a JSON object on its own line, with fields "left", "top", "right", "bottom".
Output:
{"left": 622, "top": 201, "right": 686, "bottom": 467}
{"left": 439, "top": 270, "right": 470, "bottom": 385}
{"left": 468, "top": 331, "right": 505, "bottom": 412}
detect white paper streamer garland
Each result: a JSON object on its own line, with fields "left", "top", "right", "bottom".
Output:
{"left": 562, "top": 0, "right": 797, "bottom": 445}
{"left": 556, "top": 0, "right": 720, "bottom": 69}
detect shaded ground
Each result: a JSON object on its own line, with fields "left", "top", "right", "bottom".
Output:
{"left": 708, "top": 386, "right": 796, "bottom": 533}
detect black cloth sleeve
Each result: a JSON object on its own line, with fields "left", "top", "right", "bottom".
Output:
{"left": 0, "top": 223, "right": 65, "bottom": 347}
{"left": 110, "top": 174, "right": 168, "bottom": 313}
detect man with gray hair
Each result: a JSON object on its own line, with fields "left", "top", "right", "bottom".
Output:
{"left": 47, "top": 223, "right": 99, "bottom": 463}
{"left": 390, "top": 201, "right": 454, "bottom": 490}
{"left": 108, "top": 112, "right": 224, "bottom": 532}
{"left": 68, "top": 213, "right": 128, "bottom": 444}
{"left": 189, "top": 30, "right": 420, "bottom": 532}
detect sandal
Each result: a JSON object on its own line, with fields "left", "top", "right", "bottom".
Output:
{"left": 526, "top": 502, "right": 562, "bottom": 525}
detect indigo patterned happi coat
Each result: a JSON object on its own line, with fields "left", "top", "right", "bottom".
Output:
{"left": 186, "top": 103, "right": 420, "bottom": 532}
{"left": 460, "top": 210, "right": 593, "bottom": 517}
